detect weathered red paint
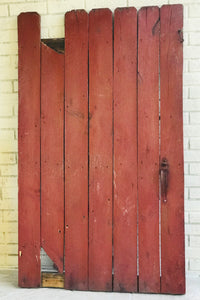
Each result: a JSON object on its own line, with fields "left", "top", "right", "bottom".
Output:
{"left": 89, "top": 8, "right": 113, "bottom": 292}
{"left": 65, "top": 10, "right": 89, "bottom": 291}
{"left": 113, "top": 7, "right": 138, "bottom": 293}
{"left": 18, "top": 12, "right": 41, "bottom": 287}
{"left": 160, "top": 4, "right": 185, "bottom": 295}
{"left": 41, "top": 43, "right": 64, "bottom": 274}
{"left": 138, "top": 6, "right": 160, "bottom": 293}
{"left": 18, "top": 7, "right": 185, "bottom": 294}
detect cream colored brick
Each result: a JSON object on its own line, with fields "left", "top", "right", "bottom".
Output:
{"left": 185, "top": 47, "right": 200, "bottom": 59}
{"left": 0, "top": 16, "right": 17, "bottom": 30}
{"left": 86, "top": 0, "right": 126, "bottom": 10}
{"left": 185, "top": 201, "right": 200, "bottom": 212}
{"left": 184, "top": 19, "right": 200, "bottom": 32}
{"left": 0, "top": 30, "right": 17, "bottom": 42}
{"left": 0, "top": 244, "right": 17, "bottom": 255}
{"left": 10, "top": 55, "right": 18, "bottom": 69}
{"left": 0, "top": 255, "right": 6, "bottom": 266}
{"left": 190, "top": 188, "right": 200, "bottom": 199}
{"left": 0, "top": 140, "right": 18, "bottom": 152}
{"left": 48, "top": 0, "right": 84, "bottom": 13}
{"left": 41, "top": 15, "right": 64, "bottom": 27}
{"left": 185, "top": 212, "right": 189, "bottom": 223}
{"left": 184, "top": 72, "right": 200, "bottom": 85}
{"left": 191, "top": 113, "right": 200, "bottom": 124}
{"left": 128, "top": 0, "right": 168, "bottom": 6}
{"left": 0, "top": 81, "right": 12, "bottom": 93}
{"left": 190, "top": 60, "right": 200, "bottom": 72}
{"left": 0, "top": 0, "right": 22, "bottom": 2}
{"left": 0, "top": 93, "right": 18, "bottom": 103}
{"left": 49, "top": 26, "right": 64, "bottom": 38}
{"left": 0, "top": 43, "right": 18, "bottom": 56}
{"left": 190, "top": 138, "right": 200, "bottom": 149}
{"left": 41, "top": 27, "right": 49, "bottom": 38}
{"left": 0, "top": 4, "right": 8, "bottom": 17}
{"left": 185, "top": 126, "right": 200, "bottom": 138}
{"left": 13, "top": 81, "right": 18, "bottom": 93}
{"left": 0, "top": 165, "right": 17, "bottom": 176}
{"left": 184, "top": 33, "right": 189, "bottom": 46}
{"left": 2, "top": 186, "right": 18, "bottom": 199}
{"left": 0, "top": 117, "right": 17, "bottom": 129}
{"left": 190, "top": 164, "right": 200, "bottom": 175}
{"left": 185, "top": 187, "right": 189, "bottom": 200}
{"left": 0, "top": 198, "right": 17, "bottom": 210}
{"left": 0, "top": 221, "right": 17, "bottom": 232}
{"left": 190, "top": 212, "right": 200, "bottom": 224}
{"left": 0, "top": 153, "right": 16, "bottom": 164}
{"left": 190, "top": 259, "right": 200, "bottom": 271}
{"left": 0, "top": 232, "right": 5, "bottom": 243}
{"left": 183, "top": 87, "right": 188, "bottom": 99}
{"left": 3, "top": 210, "right": 17, "bottom": 222}
{"left": 183, "top": 100, "right": 200, "bottom": 112}
{"left": 13, "top": 104, "right": 18, "bottom": 116}
{"left": 9, "top": 2, "right": 47, "bottom": 16}
{"left": 6, "top": 255, "right": 18, "bottom": 266}
{"left": 183, "top": 59, "right": 189, "bottom": 73}
{"left": 185, "top": 175, "right": 200, "bottom": 187}
{"left": 189, "top": 4, "right": 200, "bottom": 17}
{"left": 184, "top": 163, "right": 189, "bottom": 174}
{"left": 0, "top": 177, "right": 17, "bottom": 187}
{"left": 186, "top": 247, "right": 200, "bottom": 259}
{"left": 0, "top": 56, "right": 10, "bottom": 67}
{"left": 0, "top": 66, "right": 18, "bottom": 80}
{"left": 0, "top": 104, "right": 13, "bottom": 116}
{"left": 184, "top": 112, "right": 189, "bottom": 124}
{"left": 185, "top": 224, "right": 200, "bottom": 235}
{"left": 190, "top": 33, "right": 200, "bottom": 46}
{"left": 184, "top": 137, "right": 189, "bottom": 150}
{"left": 190, "top": 236, "right": 200, "bottom": 248}
{"left": 190, "top": 86, "right": 200, "bottom": 98}
{"left": 185, "top": 149, "right": 200, "bottom": 163}
{"left": 6, "top": 232, "right": 18, "bottom": 244}
{"left": 170, "top": 0, "right": 200, "bottom": 3}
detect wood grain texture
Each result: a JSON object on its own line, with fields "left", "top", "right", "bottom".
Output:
{"left": 89, "top": 8, "right": 113, "bottom": 292}
{"left": 65, "top": 10, "right": 89, "bottom": 291}
{"left": 41, "top": 273, "right": 64, "bottom": 288}
{"left": 160, "top": 4, "right": 185, "bottom": 295}
{"left": 113, "top": 7, "right": 138, "bottom": 293}
{"left": 138, "top": 6, "right": 160, "bottom": 293}
{"left": 41, "top": 43, "right": 64, "bottom": 274}
{"left": 18, "top": 12, "right": 41, "bottom": 287}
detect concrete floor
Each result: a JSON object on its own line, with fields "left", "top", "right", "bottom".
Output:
{"left": 0, "top": 270, "right": 200, "bottom": 300}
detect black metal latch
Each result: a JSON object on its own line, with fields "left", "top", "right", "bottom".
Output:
{"left": 160, "top": 158, "right": 169, "bottom": 203}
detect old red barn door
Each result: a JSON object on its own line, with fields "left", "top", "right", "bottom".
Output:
{"left": 18, "top": 5, "right": 185, "bottom": 294}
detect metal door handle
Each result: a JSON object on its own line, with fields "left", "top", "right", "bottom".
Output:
{"left": 160, "top": 158, "right": 169, "bottom": 203}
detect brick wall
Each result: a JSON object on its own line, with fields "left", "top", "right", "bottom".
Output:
{"left": 0, "top": 0, "right": 200, "bottom": 276}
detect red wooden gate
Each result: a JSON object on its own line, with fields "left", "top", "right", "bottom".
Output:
{"left": 18, "top": 5, "right": 185, "bottom": 294}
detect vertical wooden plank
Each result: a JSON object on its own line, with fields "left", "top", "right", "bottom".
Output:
{"left": 160, "top": 5, "right": 185, "bottom": 294}
{"left": 138, "top": 6, "right": 160, "bottom": 293}
{"left": 65, "top": 10, "right": 89, "bottom": 290}
{"left": 41, "top": 43, "right": 64, "bottom": 274}
{"left": 18, "top": 12, "right": 41, "bottom": 287}
{"left": 89, "top": 9, "right": 113, "bottom": 291}
{"left": 113, "top": 7, "right": 137, "bottom": 293}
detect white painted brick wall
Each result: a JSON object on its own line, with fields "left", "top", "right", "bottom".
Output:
{"left": 0, "top": 0, "right": 200, "bottom": 277}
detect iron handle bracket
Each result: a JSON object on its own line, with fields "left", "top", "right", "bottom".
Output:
{"left": 160, "top": 157, "right": 169, "bottom": 203}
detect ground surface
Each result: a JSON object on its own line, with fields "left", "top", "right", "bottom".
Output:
{"left": 0, "top": 270, "right": 200, "bottom": 299}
